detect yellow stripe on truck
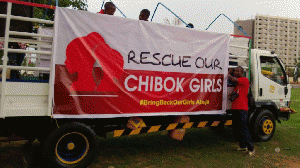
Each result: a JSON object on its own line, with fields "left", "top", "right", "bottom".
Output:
{"left": 197, "top": 121, "right": 208, "bottom": 128}
{"left": 113, "top": 120, "right": 232, "bottom": 137}
{"left": 166, "top": 123, "right": 178, "bottom": 130}
{"left": 148, "top": 125, "right": 161, "bottom": 133}
{"left": 211, "top": 121, "right": 220, "bottom": 127}
{"left": 129, "top": 128, "right": 142, "bottom": 135}
{"left": 225, "top": 120, "right": 232, "bottom": 126}
{"left": 113, "top": 130, "right": 125, "bottom": 137}
{"left": 183, "top": 122, "right": 194, "bottom": 129}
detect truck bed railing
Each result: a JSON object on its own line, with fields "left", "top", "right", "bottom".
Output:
{"left": 206, "top": 13, "right": 249, "bottom": 37}
{"left": 230, "top": 45, "right": 249, "bottom": 50}
{"left": 228, "top": 35, "right": 252, "bottom": 80}
{"left": 206, "top": 14, "right": 252, "bottom": 80}
{"left": 8, "top": 31, "right": 53, "bottom": 38}
{"left": 0, "top": 0, "right": 55, "bottom": 118}
{"left": 229, "top": 55, "right": 249, "bottom": 59}
{"left": 0, "top": 37, "right": 52, "bottom": 46}
{"left": 150, "top": 2, "right": 191, "bottom": 28}
{"left": 0, "top": 66, "right": 50, "bottom": 71}
{"left": 0, "top": 14, "right": 54, "bottom": 24}
{"left": 205, "top": 13, "right": 252, "bottom": 80}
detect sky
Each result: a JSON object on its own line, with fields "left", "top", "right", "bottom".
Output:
{"left": 86, "top": 0, "right": 300, "bottom": 35}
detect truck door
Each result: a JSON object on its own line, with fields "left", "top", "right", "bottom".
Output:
{"left": 258, "top": 56, "right": 288, "bottom": 101}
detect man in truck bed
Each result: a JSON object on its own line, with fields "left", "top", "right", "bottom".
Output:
{"left": 98, "top": 2, "right": 116, "bottom": 15}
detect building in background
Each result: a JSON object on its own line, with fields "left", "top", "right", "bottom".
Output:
{"left": 234, "top": 14, "right": 300, "bottom": 67}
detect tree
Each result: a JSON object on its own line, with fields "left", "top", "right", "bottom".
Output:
{"left": 34, "top": 0, "right": 88, "bottom": 22}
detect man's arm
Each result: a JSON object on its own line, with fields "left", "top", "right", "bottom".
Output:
{"left": 228, "top": 74, "right": 238, "bottom": 83}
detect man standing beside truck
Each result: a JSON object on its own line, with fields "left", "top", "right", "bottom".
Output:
{"left": 228, "top": 66, "right": 255, "bottom": 156}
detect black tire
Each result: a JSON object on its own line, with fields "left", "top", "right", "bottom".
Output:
{"left": 43, "top": 122, "right": 99, "bottom": 168}
{"left": 250, "top": 109, "right": 276, "bottom": 142}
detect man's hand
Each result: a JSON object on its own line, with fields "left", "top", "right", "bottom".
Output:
{"left": 228, "top": 73, "right": 238, "bottom": 83}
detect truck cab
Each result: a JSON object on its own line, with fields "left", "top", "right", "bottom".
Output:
{"left": 251, "top": 49, "right": 291, "bottom": 116}
{"left": 228, "top": 37, "right": 293, "bottom": 141}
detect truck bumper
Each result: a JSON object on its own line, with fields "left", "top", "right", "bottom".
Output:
{"left": 278, "top": 107, "right": 296, "bottom": 120}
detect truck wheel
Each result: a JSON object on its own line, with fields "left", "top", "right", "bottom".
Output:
{"left": 250, "top": 109, "right": 276, "bottom": 142}
{"left": 43, "top": 122, "right": 99, "bottom": 168}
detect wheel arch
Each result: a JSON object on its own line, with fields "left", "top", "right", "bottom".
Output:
{"left": 252, "top": 101, "right": 280, "bottom": 123}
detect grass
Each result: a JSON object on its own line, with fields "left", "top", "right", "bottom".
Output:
{"left": 90, "top": 88, "right": 300, "bottom": 168}
{"left": 1, "top": 89, "right": 300, "bottom": 168}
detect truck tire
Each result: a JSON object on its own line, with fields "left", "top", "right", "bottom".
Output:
{"left": 250, "top": 109, "right": 276, "bottom": 142}
{"left": 43, "top": 122, "right": 99, "bottom": 168}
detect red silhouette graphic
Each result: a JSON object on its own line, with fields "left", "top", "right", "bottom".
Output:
{"left": 65, "top": 32, "right": 124, "bottom": 92}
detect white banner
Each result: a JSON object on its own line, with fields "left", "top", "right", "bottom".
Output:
{"left": 52, "top": 7, "right": 230, "bottom": 118}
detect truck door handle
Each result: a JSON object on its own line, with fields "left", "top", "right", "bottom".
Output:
{"left": 284, "top": 87, "right": 288, "bottom": 95}
{"left": 260, "top": 88, "right": 263, "bottom": 96}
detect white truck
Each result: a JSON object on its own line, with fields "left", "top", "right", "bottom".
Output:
{"left": 0, "top": 1, "right": 294, "bottom": 168}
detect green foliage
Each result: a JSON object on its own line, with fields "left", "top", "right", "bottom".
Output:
{"left": 34, "top": 0, "right": 88, "bottom": 22}
{"left": 21, "top": 58, "right": 36, "bottom": 67}
{"left": 28, "top": 62, "right": 36, "bottom": 67}
{"left": 286, "top": 68, "right": 295, "bottom": 77}
{"left": 286, "top": 67, "right": 300, "bottom": 77}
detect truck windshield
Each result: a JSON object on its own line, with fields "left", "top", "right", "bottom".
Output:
{"left": 260, "top": 56, "right": 287, "bottom": 86}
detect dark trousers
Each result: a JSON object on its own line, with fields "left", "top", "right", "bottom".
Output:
{"left": 232, "top": 110, "right": 254, "bottom": 151}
